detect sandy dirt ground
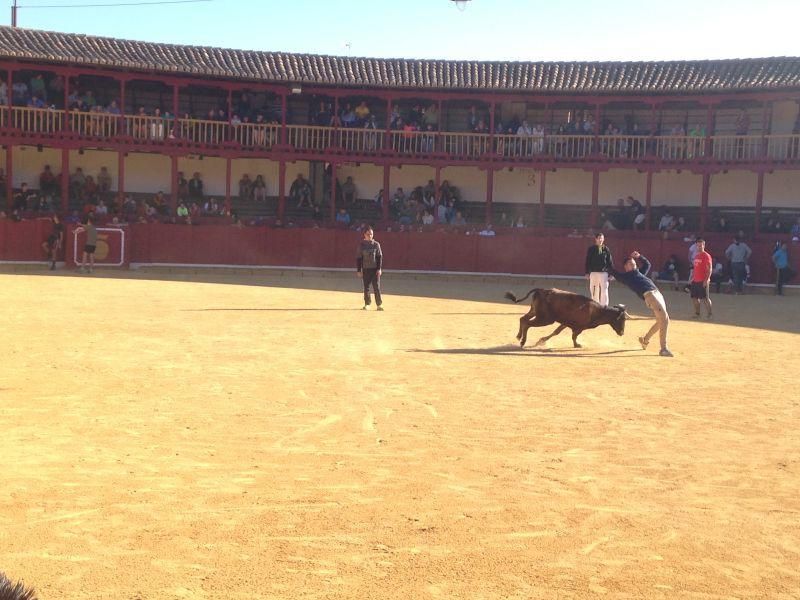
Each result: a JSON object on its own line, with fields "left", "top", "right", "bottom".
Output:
{"left": 0, "top": 267, "right": 798, "bottom": 599}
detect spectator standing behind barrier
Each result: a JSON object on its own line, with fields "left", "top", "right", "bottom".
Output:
{"left": 356, "top": 227, "right": 383, "bottom": 311}
{"left": 725, "top": 235, "right": 752, "bottom": 295}
{"left": 772, "top": 241, "right": 795, "bottom": 296}
{"left": 585, "top": 233, "right": 613, "bottom": 306}
{"left": 689, "top": 237, "right": 713, "bottom": 319}
{"left": 42, "top": 213, "right": 64, "bottom": 271}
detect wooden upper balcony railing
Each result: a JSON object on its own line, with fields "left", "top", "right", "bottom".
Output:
{"left": 3, "top": 106, "right": 799, "bottom": 164}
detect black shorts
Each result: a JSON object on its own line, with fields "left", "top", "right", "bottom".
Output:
{"left": 690, "top": 281, "right": 709, "bottom": 299}
{"left": 84, "top": 244, "right": 96, "bottom": 254}
{"left": 47, "top": 235, "right": 58, "bottom": 248}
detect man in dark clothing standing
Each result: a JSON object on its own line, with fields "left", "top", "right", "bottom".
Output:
{"left": 356, "top": 226, "right": 383, "bottom": 311}
{"left": 585, "top": 232, "right": 613, "bottom": 306}
{"left": 609, "top": 251, "right": 673, "bottom": 357}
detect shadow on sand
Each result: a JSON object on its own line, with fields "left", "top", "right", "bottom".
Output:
{"left": 407, "top": 346, "right": 652, "bottom": 359}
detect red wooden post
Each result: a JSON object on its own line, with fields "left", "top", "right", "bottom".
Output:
{"left": 280, "top": 93, "right": 287, "bottom": 145}
{"left": 590, "top": 169, "right": 600, "bottom": 228}
{"left": 755, "top": 171, "right": 764, "bottom": 234}
{"left": 172, "top": 83, "right": 179, "bottom": 138}
{"left": 485, "top": 168, "right": 494, "bottom": 225}
{"left": 593, "top": 102, "right": 601, "bottom": 155}
{"left": 118, "top": 78, "right": 125, "bottom": 136}
{"left": 382, "top": 163, "right": 390, "bottom": 223}
{"left": 225, "top": 156, "right": 232, "bottom": 214}
{"left": 761, "top": 101, "right": 772, "bottom": 158}
{"left": 330, "top": 161, "right": 337, "bottom": 221}
{"left": 226, "top": 87, "right": 233, "bottom": 142}
{"left": 6, "top": 69, "right": 12, "bottom": 130}
{"left": 6, "top": 146, "right": 13, "bottom": 210}
{"left": 645, "top": 170, "right": 653, "bottom": 231}
{"left": 170, "top": 154, "right": 178, "bottom": 209}
{"left": 278, "top": 160, "right": 286, "bottom": 221}
{"left": 488, "top": 100, "right": 495, "bottom": 155}
{"left": 59, "top": 147, "right": 68, "bottom": 213}
{"left": 62, "top": 72, "right": 70, "bottom": 132}
{"left": 700, "top": 172, "right": 710, "bottom": 232}
{"left": 117, "top": 149, "right": 125, "bottom": 210}
{"left": 705, "top": 103, "right": 714, "bottom": 158}
{"left": 538, "top": 169, "right": 546, "bottom": 228}
{"left": 385, "top": 97, "right": 392, "bottom": 152}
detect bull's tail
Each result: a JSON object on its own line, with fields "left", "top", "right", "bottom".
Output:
{"left": 505, "top": 288, "right": 537, "bottom": 304}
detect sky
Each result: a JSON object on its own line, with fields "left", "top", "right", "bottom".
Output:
{"left": 1, "top": 0, "right": 798, "bottom": 62}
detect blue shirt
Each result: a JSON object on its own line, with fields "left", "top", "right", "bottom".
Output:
{"left": 773, "top": 248, "right": 789, "bottom": 269}
{"left": 609, "top": 255, "right": 658, "bottom": 300}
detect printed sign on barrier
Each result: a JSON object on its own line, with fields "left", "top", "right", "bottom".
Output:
{"left": 72, "top": 227, "right": 126, "bottom": 267}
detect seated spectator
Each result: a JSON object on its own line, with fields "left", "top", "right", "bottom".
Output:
{"left": 83, "top": 176, "right": 98, "bottom": 203}
{"left": 252, "top": 175, "right": 267, "bottom": 202}
{"left": 452, "top": 211, "right": 467, "bottom": 226}
{"left": 70, "top": 167, "right": 87, "bottom": 200}
{"left": 122, "top": 195, "right": 136, "bottom": 216}
{"left": 289, "top": 173, "right": 313, "bottom": 208}
{"left": 478, "top": 223, "right": 496, "bottom": 237}
{"left": 790, "top": 216, "right": 800, "bottom": 241}
{"left": 627, "top": 195, "right": 645, "bottom": 229}
{"left": 436, "top": 201, "right": 448, "bottom": 224}
{"left": 653, "top": 254, "right": 681, "bottom": 290}
{"left": 335, "top": 207, "right": 351, "bottom": 226}
{"left": 339, "top": 103, "right": 357, "bottom": 127}
{"left": 422, "top": 103, "right": 439, "bottom": 130}
{"left": 515, "top": 216, "right": 525, "bottom": 228}
{"left": 94, "top": 199, "right": 108, "bottom": 216}
{"left": 673, "top": 216, "right": 687, "bottom": 232}
{"left": 657, "top": 208, "right": 675, "bottom": 232}
{"left": 176, "top": 202, "right": 189, "bottom": 219}
{"left": 12, "top": 183, "right": 34, "bottom": 211}
{"left": 238, "top": 174, "right": 253, "bottom": 201}
{"left": 341, "top": 176, "right": 356, "bottom": 205}
{"left": 611, "top": 198, "right": 630, "bottom": 230}
{"left": 765, "top": 211, "right": 784, "bottom": 234}
{"left": 421, "top": 210, "right": 434, "bottom": 226}
{"left": 710, "top": 260, "right": 726, "bottom": 294}
{"left": 203, "top": 197, "right": 220, "bottom": 215}
{"left": 599, "top": 211, "right": 616, "bottom": 231}
{"left": 354, "top": 101, "right": 370, "bottom": 126}
{"left": 713, "top": 215, "right": 729, "bottom": 232}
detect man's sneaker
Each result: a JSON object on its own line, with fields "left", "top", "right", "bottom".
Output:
{"left": 692, "top": 313, "right": 700, "bottom": 319}
{"left": 659, "top": 348, "right": 674, "bottom": 357}
{"left": 362, "top": 305, "right": 368, "bottom": 310}
{"left": 638, "top": 336, "right": 648, "bottom": 350}
{"left": 706, "top": 313, "right": 713, "bottom": 320}
{"left": 377, "top": 306, "right": 384, "bottom": 311}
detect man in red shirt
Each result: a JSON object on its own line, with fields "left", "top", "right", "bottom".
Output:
{"left": 690, "top": 237, "right": 713, "bottom": 319}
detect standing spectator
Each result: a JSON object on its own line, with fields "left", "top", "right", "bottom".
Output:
{"left": 75, "top": 214, "right": 98, "bottom": 274}
{"left": 70, "top": 167, "right": 87, "bottom": 202}
{"left": 356, "top": 226, "right": 383, "bottom": 311}
{"left": 585, "top": 232, "right": 613, "bottom": 306}
{"left": 188, "top": 172, "right": 204, "bottom": 201}
{"left": 725, "top": 235, "right": 752, "bottom": 294}
{"left": 710, "top": 259, "right": 726, "bottom": 294}
{"left": 39, "top": 165, "right": 58, "bottom": 199}
{"left": 689, "top": 237, "right": 713, "bottom": 319}
{"left": 627, "top": 196, "right": 645, "bottom": 230}
{"left": 772, "top": 241, "right": 795, "bottom": 295}
{"left": 341, "top": 176, "right": 356, "bottom": 205}
{"left": 97, "top": 167, "right": 112, "bottom": 197}
{"left": 238, "top": 174, "right": 253, "bottom": 201}
{"left": 609, "top": 251, "right": 673, "bottom": 357}
{"left": 657, "top": 207, "right": 675, "bottom": 232}
{"left": 177, "top": 171, "right": 189, "bottom": 200}
{"left": 12, "top": 183, "right": 34, "bottom": 212}
{"left": 42, "top": 214, "right": 64, "bottom": 270}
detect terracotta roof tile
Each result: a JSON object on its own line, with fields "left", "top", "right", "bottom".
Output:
{"left": 0, "top": 26, "right": 799, "bottom": 94}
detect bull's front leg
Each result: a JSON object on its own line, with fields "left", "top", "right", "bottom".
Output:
{"left": 571, "top": 329, "right": 583, "bottom": 348}
{"left": 535, "top": 324, "right": 567, "bottom": 347}
{"left": 517, "top": 311, "right": 534, "bottom": 344}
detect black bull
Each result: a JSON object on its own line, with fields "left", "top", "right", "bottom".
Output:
{"left": 505, "top": 288, "right": 629, "bottom": 347}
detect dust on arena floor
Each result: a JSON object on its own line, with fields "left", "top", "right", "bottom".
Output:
{"left": 1, "top": 267, "right": 798, "bottom": 599}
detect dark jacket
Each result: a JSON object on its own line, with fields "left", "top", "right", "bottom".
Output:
{"left": 585, "top": 244, "right": 613, "bottom": 274}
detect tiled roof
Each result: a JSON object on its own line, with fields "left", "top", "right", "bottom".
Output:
{"left": 0, "top": 26, "right": 799, "bottom": 94}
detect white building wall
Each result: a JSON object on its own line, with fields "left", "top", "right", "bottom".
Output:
{"left": 771, "top": 100, "right": 799, "bottom": 134}
{"left": 708, "top": 171, "right": 758, "bottom": 207}
{"left": 10, "top": 145, "right": 61, "bottom": 188}
{"left": 493, "top": 168, "right": 539, "bottom": 205}
{"left": 336, "top": 163, "right": 383, "bottom": 201}
{"left": 651, "top": 171, "right": 703, "bottom": 207}
{"left": 544, "top": 169, "right": 593, "bottom": 205}
{"left": 763, "top": 171, "right": 800, "bottom": 208}
{"left": 386, "top": 165, "right": 436, "bottom": 197}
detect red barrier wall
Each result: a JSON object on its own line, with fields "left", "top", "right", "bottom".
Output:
{"left": 1, "top": 220, "right": 798, "bottom": 285}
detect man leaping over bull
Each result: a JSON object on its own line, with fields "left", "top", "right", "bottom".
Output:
{"left": 610, "top": 251, "right": 673, "bottom": 357}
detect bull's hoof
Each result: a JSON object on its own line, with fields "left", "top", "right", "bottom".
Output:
{"left": 573, "top": 343, "right": 583, "bottom": 349}
{"left": 519, "top": 340, "right": 526, "bottom": 348}
{"left": 534, "top": 339, "right": 545, "bottom": 347}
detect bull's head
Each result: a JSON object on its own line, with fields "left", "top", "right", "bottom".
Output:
{"left": 610, "top": 304, "right": 627, "bottom": 336}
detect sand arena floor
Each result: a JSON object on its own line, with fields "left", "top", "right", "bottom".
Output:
{"left": 0, "top": 268, "right": 798, "bottom": 599}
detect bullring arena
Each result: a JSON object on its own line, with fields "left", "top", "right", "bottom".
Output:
{"left": 1, "top": 265, "right": 798, "bottom": 599}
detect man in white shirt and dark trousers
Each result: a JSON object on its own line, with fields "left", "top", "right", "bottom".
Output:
{"left": 356, "top": 227, "right": 384, "bottom": 311}
{"left": 585, "top": 233, "right": 613, "bottom": 306}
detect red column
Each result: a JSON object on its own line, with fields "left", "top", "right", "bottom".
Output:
{"left": 172, "top": 83, "right": 179, "bottom": 138}
{"left": 170, "top": 155, "right": 178, "bottom": 208}
{"left": 705, "top": 104, "right": 714, "bottom": 158}
{"left": 485, "top": 168, "right": 494, "bottom": 225}
{"left": 385, "top": 98, "right": 392, "bottom": 152}
{"left": 590, "top": 170, "right": 600, "bottom": 228}
{"left": 278, "top": 160, "right": 286, "bottom": 221}
{"left": 593, "top": 103, "right": 601, "bottom": 155}
{"left": 329, "top": 161, "right": 337, "bottom": 221}
{"left": 382, "top": 163, "right": 390, "bottom": 223}
{"left": 118, "top": 78, "right": 125, "bottom": 136}
{"left": 59, "top": 147, "right": 68, "bottom": 213}
{"left": 117, "top": 150, "right": 125, "bottom": 210}
{"left": 648, "top": 103, "right": 658, "bottom": 157}
{"left": 755, "top": 171, "right": 764, "bottom": 234}
{"left": 280, "top": 94, "right": 287, "bottom": 145}
{"left": 226, "top": 88, "right": 233, "bottom": 142}
{"left": 6, "top": 70, "right": 12, "bottom": 131}
{"left": 6, "top": 146, "right": 13, "bottom": 210}
{"left": 62, "top": 73, "right": 70, "bottom": 133}
{"left": 538, "top": 169, "right": 546, "bottom": 228}
{"left": 645, "top": 170, "right": 653, "bottom": 231}
{"left": 700, "top": 172, "right": 710, "bottom": 232}
{"left": 225, "top": 157, "right": 232, "bottom": 213}
{"left": 761, "top": 102, "right": 772, "bottom": 158}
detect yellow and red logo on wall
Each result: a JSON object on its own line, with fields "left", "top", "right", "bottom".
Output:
{"left": 72, "top": 228, "right": 126, "bottom": 267}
